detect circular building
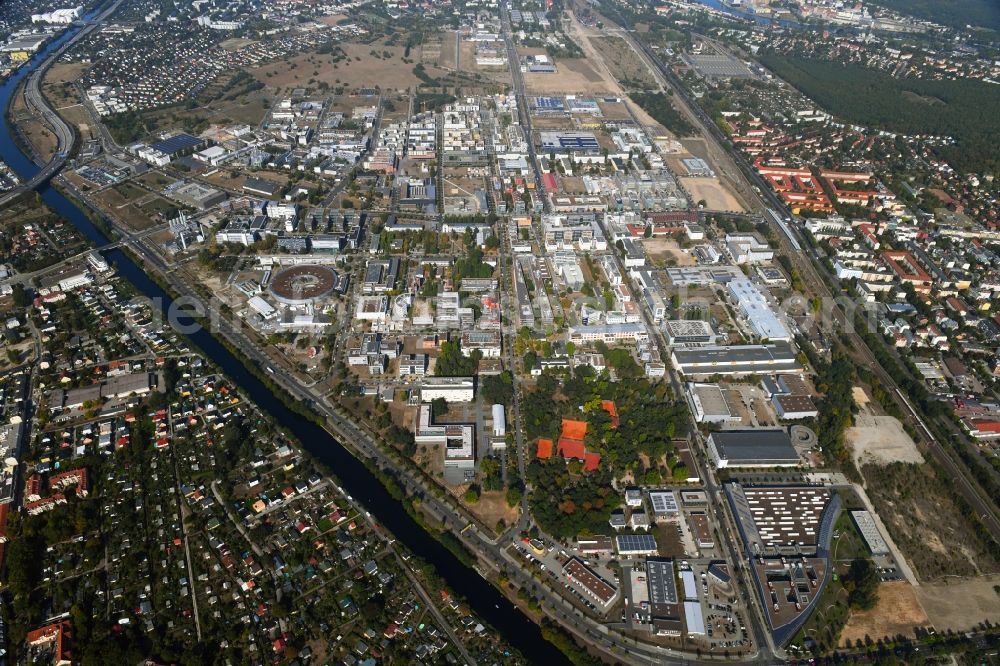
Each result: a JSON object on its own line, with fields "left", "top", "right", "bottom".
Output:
{"left": 269, "top": 264, "right": 337, "bottom": 306}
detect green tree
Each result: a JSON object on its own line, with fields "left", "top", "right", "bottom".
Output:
{"left": 431, "top": 397, "right": 448, "bottom": 418}
{"left": 844, "top": 557, "right": 879, "bottom": 610}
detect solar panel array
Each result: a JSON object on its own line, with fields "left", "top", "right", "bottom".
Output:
{"left": 615, "top": 533, "right": 657, "bottom": 554}
{"left": 648, "top": 490, "right": 679, "bottom": 515}
{"left": 150, "top": 133, "right": 204, "bottom": 155}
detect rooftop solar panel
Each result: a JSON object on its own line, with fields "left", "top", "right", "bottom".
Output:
{"left": 150, "top": 133, "right": 204, "bottom": 155}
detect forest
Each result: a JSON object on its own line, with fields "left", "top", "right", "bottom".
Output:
{"left": 758, "top": 53, "right": 1000, "bottom": 175}
{"left": 629, "top": 92, "right": 696, "bottom": 137}
{"left": 523, "top": 368, "right": 689, "bottom": 538}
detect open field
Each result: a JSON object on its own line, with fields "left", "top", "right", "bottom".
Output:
{"left": 524, "top": 58, "right": 617, "bottom": 95}
{"left": 564, "top": 8, "right": 628, "bottom": 96}
{"left": 17, "top": 120, "right": 58, "bottom": 164}
{"left": 457, "top": 39, "right": 512, "bottom": 85}
{"left": 643, "top": 237, "right": 696, "bottom": 266}
{"left": 252, "top": 42, "right": 446, "bottom": 92}
{"left": 57, "top": 105, "right": 98, "bottom": 142}
{"left": 8, "top": 82, "right": 57, "bottom": 163}
{"left": 461, "top": 490, "right": 520, "bottom": 533}
{"left": 219, "top": 37, "right": 256, "bottom": 51}
{"left": 437, "top": 32, "right": 459, "bottom": 70}
{"left": 679, "top": 136, "right": 750, "bottom": 210}
{"left": 847, "top": 412, "right": 924, "bottom": 468}
{"left": 915, "top": 575, "right": 1000, "bottom": 631}
{"left": 42, "top": 62, "right": 88, "bottom": 107}
{"left": 680, "top": 176, "right": 745, "bottom": 212}
{"left": 839, "top": 582, "right": 930, "bottom": 647}
{"left": 201, "top": 86, "right": 271, "bottom": 126}
{"left": 863, "top": 462, "right": 1000, "bottom": 580}
{"left": 589, "top": 36, "right": 657, "bottom": 90}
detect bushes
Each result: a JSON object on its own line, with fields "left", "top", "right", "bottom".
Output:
{"left": 629, "top": 92, "right": 696, "bottom": 137}
{"left": 814, "top": 344, "right": 860, "bottom": 480}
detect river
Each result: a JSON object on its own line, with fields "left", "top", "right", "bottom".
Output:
{"left": 0, "top": 26, "right": 570, "bottom": 664}
{"left": 692, "top": 0, "right": 808, "bottom": 29}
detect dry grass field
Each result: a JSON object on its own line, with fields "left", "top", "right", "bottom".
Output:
{"left": 252, "top": 41, "right": 448, "bottom": 92}
{"left": 839, "top": 582, "right": 931, "bottom": 646}
{"left": 915, "top": 575, "right": 1000, "bottom": 631}
{"left": 680, "top": 176, "right": 746, "bottom": 212}
{"left": 643, "top": 237, "right": 696, "bottom": 266}
{"left": 590, "top": 36, "right": 658, "bottom": 89}
{"left": 460, "top": 490, "right": 520, "bottom": 533}
{"left": 863, "top": 462, "right": 1000, "bottom": 580}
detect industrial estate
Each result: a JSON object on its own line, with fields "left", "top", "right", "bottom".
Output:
{"left": 2, "top": 0, "right": 1000, "bottom": 664}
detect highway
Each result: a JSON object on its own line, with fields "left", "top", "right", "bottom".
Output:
{"left": 0, "top": 0, "right": 124, "bottom": 209}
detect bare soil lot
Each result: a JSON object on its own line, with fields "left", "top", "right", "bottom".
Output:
{"left": 839, "top": 581, "right": 931, "bottom": 646}
{"left": 847, "top": 412, "right": 924, "bottom": 468}
{"left": 680, "top": 176, "right": 746, "bottom": 213}
{"left": 915, "top": 576, "right": 1000, "bottom": 631}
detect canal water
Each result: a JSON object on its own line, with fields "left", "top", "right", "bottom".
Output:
{"left": 1, "top": 29, "right": 570, "bottom": 664}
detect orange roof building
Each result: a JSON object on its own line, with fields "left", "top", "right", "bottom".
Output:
{"left": 553, "top": 418, "right": 602, "bottom": 471}
{"left": 536, "top": 438, "right": 554, "bottom": 459}
{"left": 601, "top": 400, "right": 619, "bottom": 429}
{"left": 560, "top": 419, "right": 588, "bottom": 442}
{"left": 26, "top": 619, "right": 73, "bottom": 666}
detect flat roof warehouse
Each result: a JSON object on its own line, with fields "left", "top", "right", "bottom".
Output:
{"left": 672, "top": 343, "right": 803, "bottom": 376}
{"left": 708, "top": 429, "right": 799, "bottom": 467}
{"left": 150, "top": 133, "right": 205, "bottom": 155}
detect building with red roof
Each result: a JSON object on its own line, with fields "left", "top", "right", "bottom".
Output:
{"left": 557, "top": 438, "right": 586, "bottom": 460}
{"left": 964, "top": 419, "right": 1000, "bottom": 439}
{"left": 601, "top": 400, "right": 619, "bottom": 429}
{"left": 26, "top": 619, "right": 73, "bottom": 666}
{"left": 560, "top": 418, "right": 588, "bottom": 441}
{"left": 553, "top": 418, "right": 602, "bottom": 471}
{"left": 49, "top": 468, "right": 88, "bottom": 497}
{"left": 882, "top": 251, "right": 933, "bottom": 293}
